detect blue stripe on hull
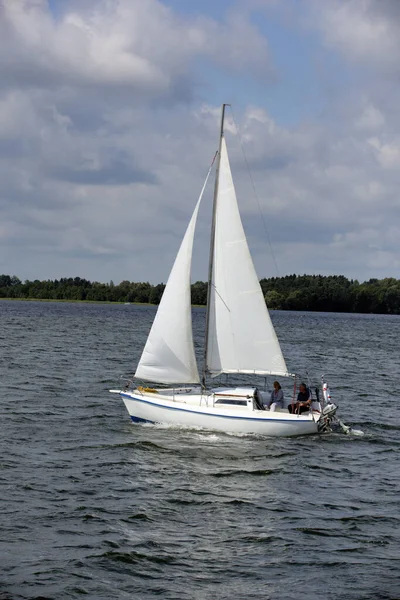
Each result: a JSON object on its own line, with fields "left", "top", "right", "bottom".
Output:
{"left": 130, "top": 415, "right": 154, "bottom": 424}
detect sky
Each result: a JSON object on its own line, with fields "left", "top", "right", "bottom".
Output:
{"left": 1, "top": 0, "right": 400, "bottom": 284}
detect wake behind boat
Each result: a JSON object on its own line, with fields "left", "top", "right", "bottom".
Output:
{"left": 110, "top": 104, "right": 340, "bottom": 437}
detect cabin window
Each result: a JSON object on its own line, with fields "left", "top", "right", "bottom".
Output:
{"left": 214, "top": 399, "right": 248, "bottom": 406}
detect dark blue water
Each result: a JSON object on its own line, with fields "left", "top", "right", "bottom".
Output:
{"left": 1, "top": 301, "right": 400, "bottom": 599}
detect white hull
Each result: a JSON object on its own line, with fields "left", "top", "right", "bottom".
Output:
{"left": 112, "top": 389, "right": 320, "bottom": 437}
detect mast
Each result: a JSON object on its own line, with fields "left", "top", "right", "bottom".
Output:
{"left": 202, "top": 103, "right": 229, "bottom": 387}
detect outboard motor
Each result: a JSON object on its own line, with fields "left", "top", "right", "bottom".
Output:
{"left": 318, "top": 378, "right": 358, "bottom": 435}
{"left": 318, "top": 381, "right": 338, "bottom": 432}
{"left": 322, "top": 402, "right": 338, "bottom": 418}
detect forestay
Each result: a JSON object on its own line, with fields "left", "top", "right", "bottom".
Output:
{"left": 134, "top": 169, "right": 213, "bottom": 384}
{"left": 206, "top": 137, "right": 290, "bottom": 377}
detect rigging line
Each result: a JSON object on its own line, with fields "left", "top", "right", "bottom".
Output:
{"left": 210, "top": 282, "right": 230, "bottom": 312}
{"left": 211, "top": 149, "right": 218, "bottom": 164}
{"left": 228, "top": 106, "right": 280, "bottom": 278}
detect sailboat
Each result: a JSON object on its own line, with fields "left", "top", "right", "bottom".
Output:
{"left": 110, "top": 105, "right": 338, "bottom": 437}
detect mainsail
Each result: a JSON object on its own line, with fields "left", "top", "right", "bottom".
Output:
{"left": 205, "top": 137, "right": 289, "bottom": 377}
{"left": 134, "top": 167, "right": 213, "bottom": 384}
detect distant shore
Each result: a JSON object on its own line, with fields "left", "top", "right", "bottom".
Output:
{"left": 1, "top": 274, "right": 400, "bottom": 314}
{"left": 0, "top": 297, "right": 152, "bottom": 306}
{"left": 0, "top": 297, "right": 206, "bottom": 308}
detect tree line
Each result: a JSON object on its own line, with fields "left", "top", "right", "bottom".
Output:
{"left": 1, "top": 274, "right": 400, "bottom": 314}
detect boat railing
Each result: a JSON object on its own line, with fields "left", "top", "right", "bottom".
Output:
{"left": 119, "top": 375, "right": 134, "bottom": 390}
{"left": 131, "top": 380, "right": 201, "bottom": 403}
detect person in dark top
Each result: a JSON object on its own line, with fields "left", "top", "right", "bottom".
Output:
{"left": 288, "top": 383, "right": 311, "bottom": 414}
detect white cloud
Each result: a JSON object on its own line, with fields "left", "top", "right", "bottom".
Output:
{"left": 367, "top": 137, "right": 400, "bottom": 169}
{"left": 0, "top": 0, "right": 274, "bottom": 280}
{"left": 0, "top": 0, "right": 271, "bottom": 96}
{"left": 355, "top": 103, "right": 385, "bottom": 131}
{"left": 1, "top": 0, "right": 400, "bottom": 284}
{"left": 312, "top": 0, "right": 400, "bottom": 71}
{"left": 310, "top": 0, "right": 400, "bottom": 75}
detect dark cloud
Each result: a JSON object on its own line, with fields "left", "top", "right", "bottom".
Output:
{"left": 49, "top": 161, "right": 157, "bottom": 186}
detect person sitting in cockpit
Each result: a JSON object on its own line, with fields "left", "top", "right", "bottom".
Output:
{"left": 288, "top": 383, "right": 311, "bottom": 414}
{"left": 267, "top": 381, "right": 284, "bottom": 412}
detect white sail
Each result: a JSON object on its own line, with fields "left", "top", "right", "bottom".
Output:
{"left": 206, "top": 137, "right": 289, "bottom": 377}
{"left": 135, "top": 170, "right": 212, "bottom": 384}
